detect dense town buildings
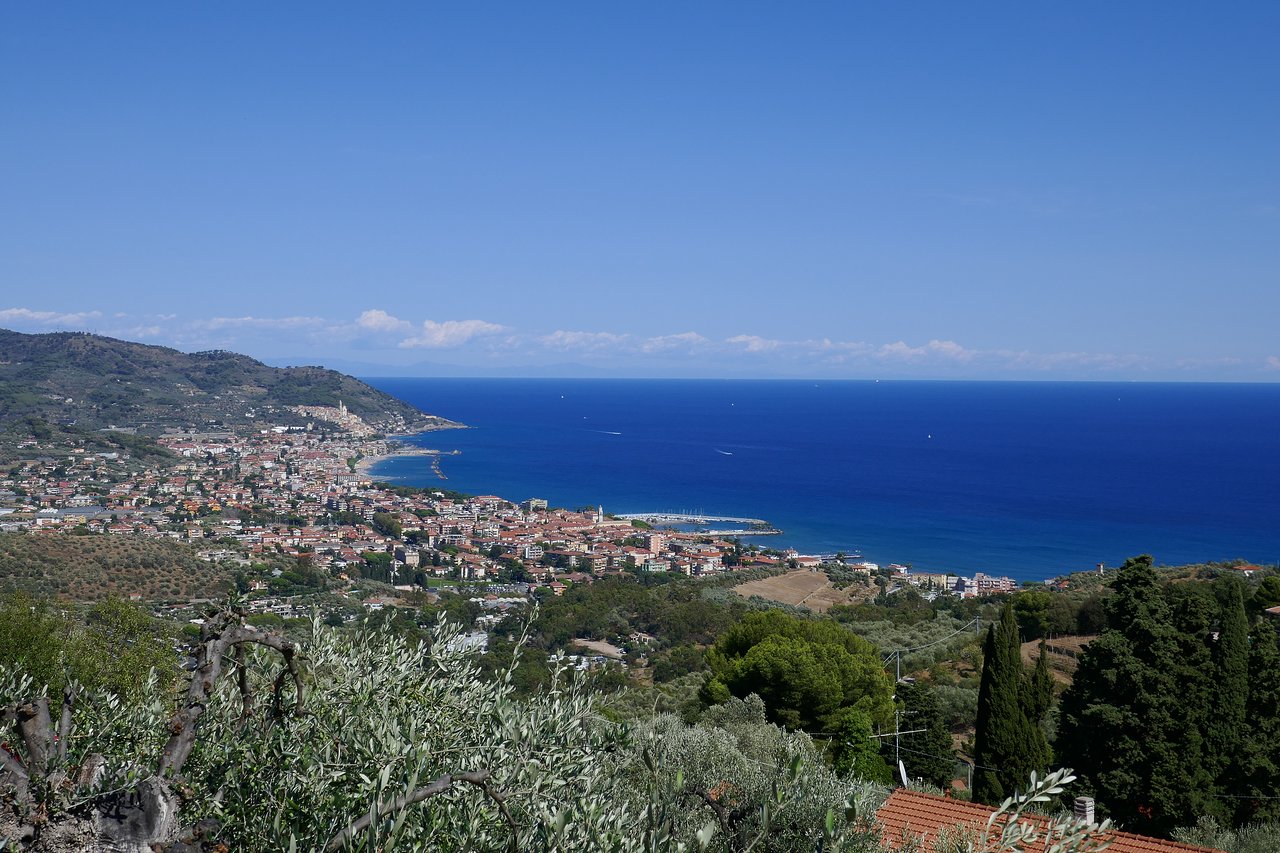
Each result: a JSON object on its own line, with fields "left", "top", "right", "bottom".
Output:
{"left": 0, "top": 418, "right": 1017, "bottom": 604}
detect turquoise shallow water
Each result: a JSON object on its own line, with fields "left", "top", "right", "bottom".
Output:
{"left": 363, "top": 378, "right": 1280, "bottom": 582}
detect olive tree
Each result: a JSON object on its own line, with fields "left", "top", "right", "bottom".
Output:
{"left": 1, "top": 607, "right": 641, "bottom": 851}
{"left": 3, "top": 601, "right": 1118, "bottom": 853}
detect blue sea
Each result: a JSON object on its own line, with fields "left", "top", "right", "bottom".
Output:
{"left": 362, "top": 379, "right": 1280, "bottom": 583}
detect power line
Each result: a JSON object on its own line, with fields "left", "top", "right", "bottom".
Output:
{"left": 894, "top": 743, "right": 1001, "bottom": 774}
{"left": 1203, "top": 792, "right": 1280, "bottom": 801}
{"left": 881, "top": 618, "right": 982, "bottom": 659}
{"left": 880, "top": 617, "right": 984, "bottom": 680}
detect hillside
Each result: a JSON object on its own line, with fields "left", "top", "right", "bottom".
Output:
{"left": 0, "top": 531, "right": 235, "bottom": 601}
{"left": 733, "top": 568, "right": 875, "bottom": 612}
{"left": 0, "top": 329, "right": 460, "bottom": 434}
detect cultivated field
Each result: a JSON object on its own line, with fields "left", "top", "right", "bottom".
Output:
{"left": 732, "top": 569, "right": 872, "bottom": 612}
{"left": 1021, "top": 635, "right": 1095, "bottom": 685}
{"left": 0, "top": 531, "right": 236, "bottom": 601}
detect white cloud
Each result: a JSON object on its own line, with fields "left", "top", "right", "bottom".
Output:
{"left": 8, "top": 306, "right": 1260, "bottom": 379}
{"left": 1267, "top": 356, "right": 1280, "bottom": 371}
{"left": 538, "top": 330, "right": 630, "bottom": 351}
{"left": 812, "top": 338, "right": 873, "bottom": 354}
{"left": 924, "top": 339, "right": 976, "bottom": 361}
{"left": 356, "top": 309, "right": 413, "bottom": 334}
{"left": 871, "top": 339, "right": 978, "bottom": 363}
{"left": 876, "top": 340, "right": 926, "bottom": 361}
{"left": 399, "top": 319, "right": 507, "bottom": 349}
{"left": 726, "top": 334, "right": 782, "bottom": 353}
{"left": 202, "top": 315, "right": 327, "bottom": 330}
{"left": 0, "top": 307, "right": 103, "bottom": 327}
{"left": 641, "top": 331, "right": 708, "bottom": 353}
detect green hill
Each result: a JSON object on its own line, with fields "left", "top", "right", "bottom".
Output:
{"left": 0, "top": 328, "right": 459, "bottom": 434}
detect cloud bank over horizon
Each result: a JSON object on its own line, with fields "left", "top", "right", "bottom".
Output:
{"left": 1, "top": 305, "right": 1274, "bottom": 381}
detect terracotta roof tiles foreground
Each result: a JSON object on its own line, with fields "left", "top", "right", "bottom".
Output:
{"left": 875, "top": 789, "right": 1224, "bottom": 853}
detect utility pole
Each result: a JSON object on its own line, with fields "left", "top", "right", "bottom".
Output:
{"left": 895, "top": 708, "right": 902, "bottom": 766}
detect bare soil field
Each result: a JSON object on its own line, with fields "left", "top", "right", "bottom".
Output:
{"left": 571, "top": 638, "right": 624, "bottom": 659}
{"left": 1021, "top": 635, "right": 1096, "bottom": 685}
{"left": 733, "top": 569, "right": 872, "bottom": 612}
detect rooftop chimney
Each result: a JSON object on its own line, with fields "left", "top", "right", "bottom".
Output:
{"left": 1073, "top": 796, "right": 1095, "bottom": 825}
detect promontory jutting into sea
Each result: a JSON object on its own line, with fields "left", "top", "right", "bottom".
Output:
{"left": 366, "top": 377, "right": 1280, "bottom": 583}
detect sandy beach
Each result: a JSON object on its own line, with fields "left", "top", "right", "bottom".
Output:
{"left": 355, "top": 453, "right": 390, "bottom": 477}
{"left": 356, "top": 445, "right": 459, "bottom": 479}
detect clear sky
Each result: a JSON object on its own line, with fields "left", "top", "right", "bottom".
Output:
{"left": 3, "top": 3, "right": 1278, "bottom": 379}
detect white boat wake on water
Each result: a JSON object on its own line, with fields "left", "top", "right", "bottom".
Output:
{"left": 714, "top": 448, "right": 734, "bottom": 455}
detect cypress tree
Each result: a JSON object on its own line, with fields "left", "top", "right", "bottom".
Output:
{"left": 1025, "top": 640, "right": 1055, "bottom": 731}
{"left": 972, "top": 604, "right": 1048, "bottom": 805}
{"left": 1162, "top": 583, "right": 1217, "bottom": 822}
{"left": 1020, "top": 640, "right": 1054, "bottom": 772}
{"left": 1238, "top": 621, "right": 1280, "bottom": 824}
{"left": 1208, "top": 575, "right": 1249, "bottom": 778}
{"left": 972, "top": 623, "right": 1007, "bottom": 804}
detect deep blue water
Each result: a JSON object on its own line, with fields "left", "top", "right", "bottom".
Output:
{"left": 362, "top": 379, "right": 1280, "bottom": 582}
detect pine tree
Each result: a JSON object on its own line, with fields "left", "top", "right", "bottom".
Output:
{"left": 895, "top": 679, "right": 955, "bottom": 790}
{"left": 972, "top": 603, "right": 1048, "bottom": 805}
{"left": 1057, "top": 555, "right": 1203, "bottom": 833}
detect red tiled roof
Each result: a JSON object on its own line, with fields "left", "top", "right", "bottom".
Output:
{"left": 876, "top": 789, "right": 1224, "bottom": 853}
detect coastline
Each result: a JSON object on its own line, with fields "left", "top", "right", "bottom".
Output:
{"left": 360, "top": 378, "right": 1280, "bottom": 582}
{"left": 357, "top": 440, "right": 460, "bottom": 480}
{"left": 355, "top": 453, "right": 390, "bottom": 477}
{"left": 399, "top": 417, "right": 468, "bottom": 435}
{"left": 357, "top": 419, "right": 469, "bottom": 478}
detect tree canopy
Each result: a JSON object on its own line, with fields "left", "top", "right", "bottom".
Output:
{"left": 0, "top": 593, "right": 178, "bottom": 699}
{"left": 1057, "top": 555, "right": 1280, "bottom": 833}
{"left": 971, "top": 603, "right": 1051, "bottom": 805}
{"left": 703, "top": 610, "right": 894, "bottom": 732}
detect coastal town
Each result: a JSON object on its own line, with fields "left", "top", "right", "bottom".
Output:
{"left": 0, "top": 401, "right": 1021, "bottom": 617}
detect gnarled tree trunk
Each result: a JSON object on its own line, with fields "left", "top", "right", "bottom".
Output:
{"left": 2, "top": 607, "right": 301, "bottom": 852}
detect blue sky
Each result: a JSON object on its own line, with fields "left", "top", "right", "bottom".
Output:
{"left": 3, "top": 3, "right": 1278, "bottom": 379}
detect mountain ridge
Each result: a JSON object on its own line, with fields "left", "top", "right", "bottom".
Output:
{"left": 0, "top": 328, "right": 461, "bottom": 434}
